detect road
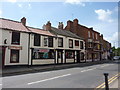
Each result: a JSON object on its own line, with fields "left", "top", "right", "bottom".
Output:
{"left": 1, "top": 60, "right": 119, "bottom": 89}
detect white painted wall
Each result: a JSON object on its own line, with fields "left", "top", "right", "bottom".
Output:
{"left": 1, "top": 29, "right": 29, "bottom": 65}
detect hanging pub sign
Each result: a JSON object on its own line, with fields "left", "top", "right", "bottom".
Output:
{"left": 8, "top": 46, "right": 22, "bottom": 50}
{"left": 34, "top": 48, "right": 49, "bottom": 53}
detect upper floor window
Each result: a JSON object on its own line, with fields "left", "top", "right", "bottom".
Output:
{"left": 88, "top": 31, "right": 90, "bottom": 38}
{"left": 48, "top": 37, "right": 53, "bottom": 47}
{"left": 58, "top": 38, "right": 63, "bottom": 47}
{"left": 88, "top": 42, "right": 92, "bottom": 48}
{"left": 44, "top": 37, "right": 48, "bottom": 46}
{"left": 80, "top": 41, "right": 84, "bottom": 49}
{"left": 69, "top": 39, "right": 73, "bottom": 48}
{"left": 11, "top": 32, "right": 20, "bottom": 45}
{"left": 34, "top": 34, "right": 40, "bottom": 46}
{"left": 75, "top": 40, "right": 79, "bottom": 46}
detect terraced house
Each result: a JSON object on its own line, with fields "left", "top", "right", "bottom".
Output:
{"left": 65, "top": 19, "right": 111, "bottom": 61}
{"left": 0, "top": 17, "right": 85, "bottom": 67}
{"left": 0, "top": 18, "right": 30, "bottom": 67}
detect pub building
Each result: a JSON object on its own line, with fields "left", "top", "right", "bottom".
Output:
{"left": 0, "top": 18, "right": 30, "bottom": 67}
{"left": 0, "top": 17, "right": 85, "bottom": 67}
{"left": 27, "top": 26, "right": 56, "bottom": 65}
{"left": 46, "top": 21, "right": 85, "bottom": 64}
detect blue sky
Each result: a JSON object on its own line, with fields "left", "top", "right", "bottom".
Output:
{"left": 0, "top": 0, "right": 119, "bottom": 47}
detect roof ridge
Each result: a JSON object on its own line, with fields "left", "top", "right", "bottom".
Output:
{"left": 27, "top": 26, "right": 50, "bottom": 32}
{"left": 0, "top": 18, "right": 21, "bottom": 23}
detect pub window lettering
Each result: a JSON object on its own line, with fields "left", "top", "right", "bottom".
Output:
{"left": 34, "top": 50, "right": 54, "bottom": 59}
{"left": 11, "top": 32, "right": 20, "bottom": 45}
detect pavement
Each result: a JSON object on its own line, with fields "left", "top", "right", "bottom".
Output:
{"left": 1, "top": 60, "right": 113, "bottom": 77}
{"left": 0, "top": 60, "right": 119, "bottom": 89}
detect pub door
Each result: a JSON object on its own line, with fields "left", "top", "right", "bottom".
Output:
{"left": 76, "top": 51, "right": 80, "bottom": 63}
{"left": 0, "top": 46, "right": 6, "bottom": 68}
{"left": 57, "top": 50, "right": 63, "bottom": 64}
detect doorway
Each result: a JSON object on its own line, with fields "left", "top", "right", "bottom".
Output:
{"left": 0, "top": 46, "right": 6, "bottom": 68}
{"left": 57, "top": 50, "right": 63, "bottom": 64}
{"left": 77, "top": 51, "right": 80, "bottom": 63}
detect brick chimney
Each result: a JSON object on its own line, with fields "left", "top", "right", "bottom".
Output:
{"left": 21, "top": 17, "right": 26, "bottom": 26}
{"left": 90, "top": 27, "right": 93, "bottom": 30}
{"left": 46, "top": 21, "right": 51, "bottom": 30}
{"left": 58, "top": 22, "right": 64, "bottom": 29}
{"left": 73, "top": 19, "right": 78, "bottom": 26}
{"left": 73, "top": 19, "right": 78, "bottom": 34}
{"left": 65, "top": 20, "right": 73, "bottom": 31}
{"left": 101, "top": 34, "right": 103, "bottom": 39}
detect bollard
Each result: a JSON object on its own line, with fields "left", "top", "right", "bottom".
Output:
{"left": 104, "top": 73, "right": 109, "bottom": 90}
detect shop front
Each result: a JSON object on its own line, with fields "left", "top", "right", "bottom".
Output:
{"left": 65, "top": 50, "right": 75, "bottom": 63}
{"left": 32, "top": 48, "right": 55, "bottom": 65}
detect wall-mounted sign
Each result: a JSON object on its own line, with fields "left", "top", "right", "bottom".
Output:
{"left": 8, "top": 46, "right": 22, "bottom": 50}
{"left": 34, "top": 48, "right": 49, "bottom": 52}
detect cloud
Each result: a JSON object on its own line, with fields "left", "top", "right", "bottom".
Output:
{"left": 28, "top": 4, "right": 31, "bottom": 9}
{"left": 65, "top": 0, "right": 85, "bottom": 6}
{"left": 114, "top": 6, "right": 118, "bottom": 12}
{"left": 8, "top": 0, "right": 16, "bottom": 3}
{"left": 18, "top": 4, "right": 23, "bottom": 8}
{"left": 95, "top": 9, "right": 113, "bottom": 23}
{"left": 105, "top": 32, "right": 120, "bottom": 47}
{"left": 17, "top": 3, "right": 31, "bottom": 9}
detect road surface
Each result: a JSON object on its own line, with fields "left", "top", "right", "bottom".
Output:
{"left": 1, "top": 60, "right": 119, "bottom": 89}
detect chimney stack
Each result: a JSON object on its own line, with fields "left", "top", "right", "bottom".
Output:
{"left": 46, "top": 21, "right": 51, "bottom": 30}
{"left": 58, "top": 22, "right": 64, "bottom": 29}
{"left": 90, "top": 27, "right": 93, "bottom": 30}
{"left": 21, "top": 17, "right": 26, "bottom": 26}
{"left": 101, "top": 34, "right": 103, "bottom": 39}
{"left": 66, "top": 20, "right": 73, "bottom": 31}
{"left": 73, "top": 19, "right": 78, "bottom": 26}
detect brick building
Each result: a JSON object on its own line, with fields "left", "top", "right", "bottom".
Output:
{"left": 65, "top": 19, "right": 111, "bottom": 61}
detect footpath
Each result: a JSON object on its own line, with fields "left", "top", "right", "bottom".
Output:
{"left": 1, "top": 60, "right": 114, "bottom": 77}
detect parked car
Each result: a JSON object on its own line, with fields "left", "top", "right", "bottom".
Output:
{"left": 113, "top": 56, "right": 120, "bottom": 60}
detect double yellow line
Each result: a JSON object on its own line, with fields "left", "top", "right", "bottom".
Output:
{"left": 95, "top": 73, "right": 120, "bottom": 90}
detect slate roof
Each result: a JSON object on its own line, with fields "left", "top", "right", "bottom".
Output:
{"left": 50, "top": 27, "right": 84, "bottom": 40}
{"left": 0, "top": 18, "right": 30, "bottom": 32}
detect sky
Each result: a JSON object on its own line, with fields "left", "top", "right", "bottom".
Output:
{"left": 0, "top": 0, "right": 119, "bottom": 48}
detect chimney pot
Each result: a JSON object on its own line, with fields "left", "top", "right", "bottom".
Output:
{"left": 58, "top": 22, "right": 64, "bottom": 29}
{"left": 73, "top": 18, "right": 78, "bottom": 26}
{"left": 46, "top": 21, "right": 51, "bottom": 30}
{"left": 21, "top": 17, "right": 26, "bottom": 26}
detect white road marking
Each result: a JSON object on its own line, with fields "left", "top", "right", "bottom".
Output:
{"left": 100, "top": 64, "right": 112, "bottom": 68}
{"left": 28, "top": 74, "right": 71, "bottom": 85}
{"left": 81, "top": 68, "right": 96, "bottom": 72}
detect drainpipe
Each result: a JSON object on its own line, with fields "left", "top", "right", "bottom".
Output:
{"left": 28, "top": 33, "right": 30, "bottom": 67}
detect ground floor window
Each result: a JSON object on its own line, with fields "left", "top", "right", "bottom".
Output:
{"left": 81, "top": 53, "right": 84, "bottom": 60}
{"left": 33, "top": 49, "right": 55, "bottom": 59}
{"left": 87, "top": 53, "right": 92, "bottom": 59}
{"left": 66, "top": 51, "right": 75, "bottom": 59}
{"left": 10, "top": 49, "right": 19, "bottom": 63}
